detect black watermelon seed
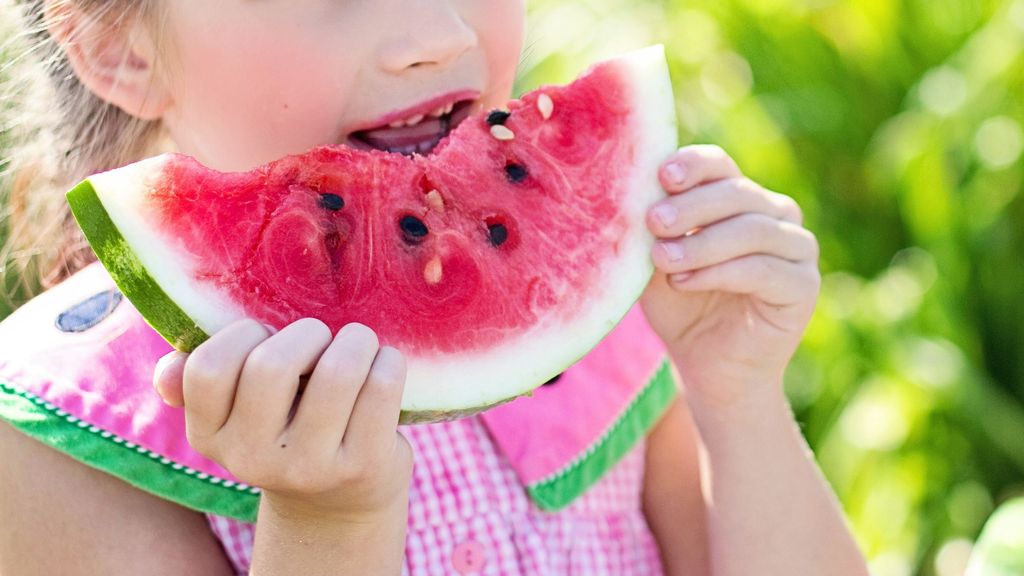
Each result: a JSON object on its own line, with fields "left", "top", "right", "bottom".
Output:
{"left": 488, "top": 223, "right": 509, "bottom": 247}
{"left": 505, "top": 163, "right": 528, "bottom": 183}
{"left": 543, "top": 373, "right": 563, "bottom": 386}
{"left": 319, "top": 193, "right": 344, "bottom": 211}
{"left": 400, "top": 215, "right": 429, "bottom": 244}
{"left": 487, "top": 110, "right": 512, "bottom": 126}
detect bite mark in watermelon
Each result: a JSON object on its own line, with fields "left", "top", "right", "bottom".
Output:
{"left": 67, "top": 46, "right": 678, "bottom": 423}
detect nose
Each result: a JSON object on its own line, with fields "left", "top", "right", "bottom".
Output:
{"left": 377, "top": 1, "right": 478, "bottom": 73}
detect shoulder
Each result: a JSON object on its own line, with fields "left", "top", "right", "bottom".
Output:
{"left": 0, "top": 266, "right": 195, "bottom": 573}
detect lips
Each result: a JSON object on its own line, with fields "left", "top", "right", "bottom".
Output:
{"left": 350, "top": 100, "right": 475, "bottom": 156}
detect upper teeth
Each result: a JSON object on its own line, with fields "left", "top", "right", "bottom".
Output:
{"left": 431, "top": 102, "right": 455, "bottom": 117}
{"left": 388, "top": 102, "right": 455, "bottom": 128}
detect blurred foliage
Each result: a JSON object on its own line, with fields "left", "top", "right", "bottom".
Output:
{"left": 515, "top": 1, "right": 1023, "bottom": 575}
{"left": 0, "top": 8, "right": 13, "bottom": 313}
{"left": 1, "top": 0, "right": 1022, "bottom": 574}
{"left": 968, "top": 498, "right": 1024, "bottom": 575}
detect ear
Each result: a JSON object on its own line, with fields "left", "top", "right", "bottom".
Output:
{"left": 44, "top": 0, "right": 171, "bottom": 120}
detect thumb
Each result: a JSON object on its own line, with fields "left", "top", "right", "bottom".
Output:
{"left": 153, "top": 351, "right": 188, "bottom": 408}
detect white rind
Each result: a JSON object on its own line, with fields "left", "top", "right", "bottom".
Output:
{"left": 90, "top": 156, "right": 250, "bottom": 336}
{"left": 88, "top": 46, "right": 678, "bottom": 414}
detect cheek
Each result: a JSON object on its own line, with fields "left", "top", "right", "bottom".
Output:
{"left": 466, "top": 0, "right": 526, "bottom": 105}
{"left": 163, "top": 11, "right": 361, "bottom": 170}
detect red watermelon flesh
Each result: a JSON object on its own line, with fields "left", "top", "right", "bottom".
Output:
{"left": 67, "top": 46, "right": 678, "bottom": 422}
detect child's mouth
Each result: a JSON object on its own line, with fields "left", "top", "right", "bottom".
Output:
{"left": 349, "top": 100, "right": 475, "bottom": 156}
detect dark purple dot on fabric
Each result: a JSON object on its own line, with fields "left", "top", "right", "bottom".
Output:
{"left": 55, "top": 290, "right": 123, "bottom": 333}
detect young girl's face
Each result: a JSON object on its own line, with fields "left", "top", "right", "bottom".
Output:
{"left": 157, "top": 0, "right": 526, "bottom": 171}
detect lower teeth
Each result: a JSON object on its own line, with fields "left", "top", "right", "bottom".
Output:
{"left": 388, "top": 138, "right": 441, "bottom": 156}
{"left": 384, "top": 115, "right": 450, "bottom": 156}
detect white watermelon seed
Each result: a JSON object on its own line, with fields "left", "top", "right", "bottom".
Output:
{"left": 424, "top": 256, "right": 443, "bottom": 285}
{"left": 537, "top": 93, "right": 554, "bottom": 119}
{"left": 490, "top": 125, "right": 515, "bottom": 141}
{"left": 425, "top": 190, "right": 445, "bottom": 213}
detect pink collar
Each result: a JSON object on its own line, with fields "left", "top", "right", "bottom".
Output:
{"left": 0, "top": 264, "right": 675, "bottom": 519}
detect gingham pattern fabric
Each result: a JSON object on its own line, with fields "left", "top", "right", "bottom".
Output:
{"left": 207, "top": 416, "right": 664, "bottom": 575}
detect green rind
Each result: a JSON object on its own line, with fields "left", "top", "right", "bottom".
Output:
{"left": 399, "top": 396, "right": 520, "bottom": 425}
{"left": 0, "top": 382, "right": 259, "bottom": 522}
{"left": 526, "top": 359, "right": 677, "bottom": 511}
{"left": 67, "top": 179, "right": 209, "bottom": 352}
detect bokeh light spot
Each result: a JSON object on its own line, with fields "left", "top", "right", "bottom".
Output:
{"left": 975, "top": 116, "right": 1024, "bottom": 170}
{"left": 919, "top": 67, "right": 968, "bottom": 117}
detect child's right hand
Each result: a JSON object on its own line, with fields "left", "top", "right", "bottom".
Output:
{"left": 153, "top": 319, "right": 413, "bottom": 522}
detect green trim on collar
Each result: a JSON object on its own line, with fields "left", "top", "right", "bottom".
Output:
{"left": 0, "top": 382, "right": 259, "bottom": 522}
{"left": 526, "top": 360, "right": 678, "bottom": 511}
{"left": 2, "top": 361, "right": 676, "bottom": 519}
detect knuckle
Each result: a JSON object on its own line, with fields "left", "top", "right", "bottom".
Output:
{"left": 184, "top": 425, "right": 217, "bottom": 460}
{"left": 736, "top": 177, "right": 762, "bottom": 195}
{"left": 730, "top": 178, "right": 766, "bottom": 206}
{"left": 805, "top": 231, "right": 821, "bottom": 261}
{"left": 312, "top": 354, "right": 356, "bottom": 383}
{"left": 243, "top": 345, "right": 286, "bottom": 380}
{"left": 233, "top": 317, "right": 270, "bottom": 336}
{"left": 678, "top": 236, "right": 704, "bottom": 266}
{"left": 773, "top": 193, "right": 803, "bottom": 223}
{"left": 676, "top": 144, "right": 726, "bottom": 168}
{"left": 216, "top": 442, "right": 283, "bottom": 486}
{"left": 810, "top": 269, "right": 823, "bottom": 294}
{"left": 745, "top": 211, "right": 778, "bottom": 233}
{"left": 753, "top": 256, "right": 778, "bottom": 279}
{"left": 396, "top": 434, "right": 414, "bottom": 470}
{"left": 693, "top": 143, "right": 727, "bottom": 160}
{"left": 338, "top": 459, "right": 376, "bottom": 488}
{"left": 808, "top": 266, "right": 823, "bottom": 288}
{"left": 183, "top": 348, "right": 221, "bottom": 389}
{"left": 788, "top": 203, "right": 804, "bottom": 225}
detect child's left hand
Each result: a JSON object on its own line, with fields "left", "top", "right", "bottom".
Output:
{"left": 641, "top": 145, "right": 821, "bottom": 407}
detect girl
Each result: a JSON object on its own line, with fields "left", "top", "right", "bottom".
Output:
{"left": 0, "top": 1, "right": 870, "bottom": 574}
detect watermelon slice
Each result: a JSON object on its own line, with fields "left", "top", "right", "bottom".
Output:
{"left": 67, "top": 46, "right": 678, "bottom": 423}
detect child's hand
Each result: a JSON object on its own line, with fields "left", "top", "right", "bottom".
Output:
{"left": 641, "top": 145, "right": 820, "bottom": 407}
{"left": 153, "top": 319, "right": 413, "bottom": 522}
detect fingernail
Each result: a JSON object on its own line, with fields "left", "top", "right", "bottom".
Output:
{"left": 652, "top": 204, "right": 677, "bottom": 228}
{"left": 665, "top": 162, "right": 687, "bottom": 186}
{"left": 671, "top": 272, "right": 693, "bottom": 284}
{"left": 660, "top": 242, "right": 685, "bottom": 262}
{"left": 262, "top": 323, "right": 279, "bottom": 335}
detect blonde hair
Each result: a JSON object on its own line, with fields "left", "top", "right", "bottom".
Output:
{"left": 1, "top": 0, "right": 162, "bottom": 308}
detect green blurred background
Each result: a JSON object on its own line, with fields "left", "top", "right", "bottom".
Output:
{"left": 517, "top": 1, "right": 1024, "bottom": 574}
{"left": 3, "top": 1, "right": 1023, "bottom": 574}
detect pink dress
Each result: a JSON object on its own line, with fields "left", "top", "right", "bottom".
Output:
{"left": 210, "top": 419, "right": 661, "bottom": 575}
{"left": 0, "top": 264, "right": 677, "bottom": 575}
